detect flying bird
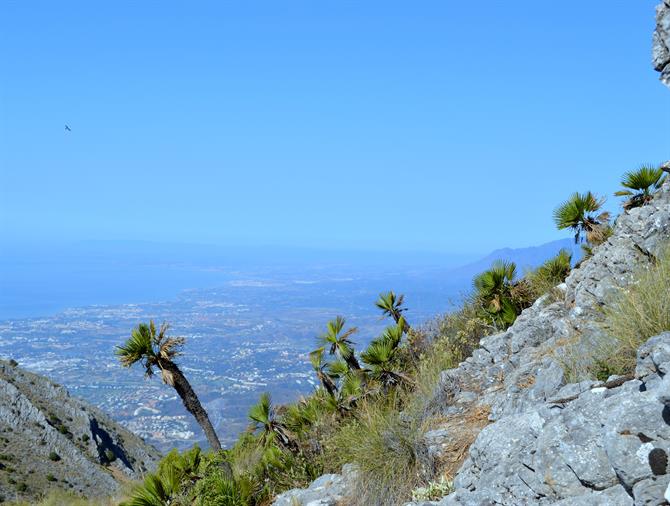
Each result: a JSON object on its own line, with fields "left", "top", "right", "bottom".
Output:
{"left": 64, "top": 125, "right": 71, "bottom": 132}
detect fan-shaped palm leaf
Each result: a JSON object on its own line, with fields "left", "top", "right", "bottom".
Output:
{"left": 317, "top": 316, "right": 360, "bottom": 370}
{"left": 474, "top": 261, "right": 529, "bottom": 328}
{"left": 375, "top": 291, "right": 410, "bottom": 330}
{"left": 553, "top": 191, "right": 609, "bottom": 244}
{"left": 615, "top": 164, "right": 666, "bottom": 209}
{"left": 249, "top": 392, "right": 271, "bottom": 426}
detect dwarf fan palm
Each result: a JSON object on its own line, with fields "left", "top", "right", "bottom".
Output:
{"left": 615, "top": 164, "right": 666, "bottom": 210}
{"left": 375, "top": 291, "right": 410, "bottom": 331}
{"left": 553, "top": 191, "right": 610, "bottom": 244}
{"left": 116, "top": 321, "right": 226, "bottom": 465}
{"left": 474, "top": 261, "right": 526, "bottom": 328}
{"left": 309, "top": 347, "right": 338, "bottom": 397}
{"left": 527, "top": 249, "right": 572, "bottom": 296}
{"left": 318, "top": 316, "right": 361, "bottom": 371}
{"left": 248, "top": 392, "right": 296, "bottom": 451}
{"left": 283, "top": 397, "right": 319, "bottom": 436}
{"left": 360, "top": 319, "right": 411, "bottom": 389}
{"left": 121, "top": 465, "right": 181, "bottom": 506}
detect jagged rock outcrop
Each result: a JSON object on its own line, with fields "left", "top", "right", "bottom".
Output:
{"left": 405, "top": 176, "right": 670, "bottom": 505}
{"left": 0, "top": 360, "right": 160, "bottom": 502}
{"left": 654, "top": 0, "right": 670, "bottom": 87}
{"left": 277, "top": 8, "right": 670, "bottom": 504}
{"left": 273, "top": 464, "right": 358, "bottom": 506}
{"left": 277, "top": 175, "right": 670, "bottom": 506}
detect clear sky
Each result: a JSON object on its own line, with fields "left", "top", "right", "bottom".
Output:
{"left": 1, "top": 1, "right": 668, "bottom": 254}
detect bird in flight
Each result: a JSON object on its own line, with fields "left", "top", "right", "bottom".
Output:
{"left": 64, "top": 125, "right": 71, "bottom": 132}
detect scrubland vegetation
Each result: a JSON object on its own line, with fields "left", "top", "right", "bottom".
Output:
{"left": 18, "top": 163, "right": 670, "bottom": 505}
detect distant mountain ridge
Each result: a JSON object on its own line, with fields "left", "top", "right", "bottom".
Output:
{"left": 456, "top": 238, "right": 581, "bottom": 275}
{"left": 0, "top": 359, "right": 160, "bottom": 502}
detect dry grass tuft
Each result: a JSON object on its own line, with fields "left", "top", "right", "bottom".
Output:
{"left": 516, "top": 375, "right": 536, "bottom": 389}
{"left": 424, "top": 404, "right": 491, "bottom": 481}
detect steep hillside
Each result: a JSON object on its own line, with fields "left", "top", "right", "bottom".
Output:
{"left": 0, "top": 360, "right": 160, "bottom": 502}
{"left": 274, "top": 170, "right": 670, "bottom": 506}
{"left": 270, "top": 8, "right": 670, "bottom": 504}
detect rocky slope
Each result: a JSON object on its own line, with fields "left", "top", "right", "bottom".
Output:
{"left": 274, "top": 7, "right": 670, "bottom": 504}
{"left": 274, "top": 171, "right": 670, "bottom": 506}
{"left": 0, "top": 360, "right": 160, "bottom": 502}
{"left": 654, "top": 0, "right": 670, "bottom": 88}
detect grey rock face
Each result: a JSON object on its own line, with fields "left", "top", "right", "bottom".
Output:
{"left": 282, "top": 179, "right": 670, "bottom": 506}
{"left": 273, "top": 464, "right": 358, "bottom": 506}
{"left": 426, "top": 182, "right": 670, "bottom": 505}
{"left": 654, "top": 1, "right": 670, "bottom": 87}
{"left": 0, "top": 361, "right": 160, "bottom": 502}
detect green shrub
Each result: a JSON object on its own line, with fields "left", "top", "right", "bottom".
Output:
{"left": 526, "top": 249, "right": 572, "bottom": 299}
{"left": 48, "top": 451, "right": 61, "bottom": 462}
{"left": 120, "top": 446, "right": 252, "bottom": 506}
{"left": 104, "top": 449, "right": 116, "bottom": 463}
{"left": 46, "top": 473, "right": 57, "bottom": 482}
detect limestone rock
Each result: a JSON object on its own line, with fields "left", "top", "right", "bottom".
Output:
{"left": 0, "top": 360, "right": 160, "bottom": 501}
{"left": 654, "top": 0, "right": 670, "bottom": 87}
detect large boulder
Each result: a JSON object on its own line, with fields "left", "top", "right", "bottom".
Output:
{"left": 654, "top": 0, "right": 670, "bottom": 88}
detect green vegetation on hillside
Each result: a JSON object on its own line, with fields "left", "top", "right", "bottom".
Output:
{"left": 111, "top": 163, "right": 668, "bottom": 506}
{"left": 615, "top": 164, "right": 666, "bottom": 210}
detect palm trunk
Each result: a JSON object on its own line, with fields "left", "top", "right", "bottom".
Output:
{"left": 318, "top": 371, "right": 338, "bottom": 397}
{"left": 161, "top": 360, "right": 233, "bottom": 478}
{"left": 344, "top": 353, "right": 361, "bottom": 371}
{"left": 391, "top": 311, "right": 410, "bottom": 333}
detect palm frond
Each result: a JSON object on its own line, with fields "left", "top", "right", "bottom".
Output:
{"left": 309, "top": 347, "right": 325, "bottom": 370}
{"left": 616, "top": 164, "right": 666, "bottom": 210}
{"left": 361, "top": 339, "right": 395, "bottom": 367}
{"left": 327, "top": 359, "right": 349, "bottom": 378}
{"left": 116, "top": 324, "right": 154, "bottom": 369}
{"left": 620, "top": 164, "right": 665, "bottom": 191}
{"left": 248, "top": 392, "right": 271, "bottom": 426}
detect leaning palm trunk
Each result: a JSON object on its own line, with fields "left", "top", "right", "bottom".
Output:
{"left": 344, "top": 353, "right": 361, "bottom": 371}
{"left": 391, "top": 310, "right": 410, "bottom": 332}
{"left": 161, "top": 361, "right": 233, "bottom": 477}
{"left": 317, "top": 371, "right": 338, "bottom": 398}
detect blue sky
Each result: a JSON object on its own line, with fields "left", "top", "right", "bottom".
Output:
{"left": 1, "top": 1, "right": 668, "bottom": 255}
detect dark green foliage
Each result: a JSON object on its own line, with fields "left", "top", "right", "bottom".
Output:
{"left": 615, "top": 164, "right": 666, "bottom": 210}
{"left": 473, "top": 260, "right": 533, "bottom": 329}
{"left": 553, "top": 191, "right": 610, "bottom": 244}
{"left": 48, "top": 452, "right": 60, "bottom": 462}
{"left": 248, "top": 393, "right": 295, "bottom": 451}
{"left": 526, "top": 249, "right": 572, "bottom": 297}
{"left": 117, "top": 283, "right": 545, "bottom": 505}
{"left": 46, "top": 473, "right": 56, "bottom": 482}
{"left": 361, "top": 319, "right": 410, "bottom": 389}
{"left": 317, "top": 316, "right": 361, "bottom": 371}
{"left": 375, "top": 291, "right": 410, "bottom": 331}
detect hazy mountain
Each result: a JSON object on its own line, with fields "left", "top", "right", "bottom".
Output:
{"left": 448, "top": 238, "right": 581, "bottom": 282}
